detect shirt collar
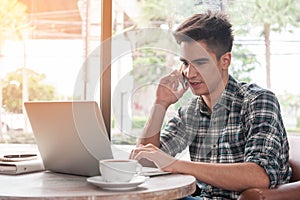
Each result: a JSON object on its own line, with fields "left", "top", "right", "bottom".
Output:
{"left": 196, "top": 75, "right": 239, "bottom": 115}
{"left": 198, "top": 96, "right": 211, "bottom": 116}
{"left": 214, "top": 75, "right": 238, "bottom": 111}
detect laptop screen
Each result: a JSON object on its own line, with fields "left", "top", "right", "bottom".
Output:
{"left": 24, "top": 101, "right": 114, "bottom": 176}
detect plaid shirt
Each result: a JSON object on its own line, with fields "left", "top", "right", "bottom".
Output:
{"left": 160, "top": 75, "right": 292, "bottom": 199}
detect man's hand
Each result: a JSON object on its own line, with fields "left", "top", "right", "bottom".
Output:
{"left": 155, "top": 70, "right": 188, "bottom": 109}
{"left": 130, "top": 144, "right": 178, "bottom": 172}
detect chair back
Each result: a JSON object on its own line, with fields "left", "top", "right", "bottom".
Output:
{"left": 288, "top": 135, "right": 300, "bottom": 182}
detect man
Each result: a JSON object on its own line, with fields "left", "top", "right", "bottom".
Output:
{"left": 130, "top": 10, "right": 291, "bottom": 199}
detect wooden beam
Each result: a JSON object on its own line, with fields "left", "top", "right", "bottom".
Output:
{"left": 100, "top": 0, "right": 112, "bottom": 139}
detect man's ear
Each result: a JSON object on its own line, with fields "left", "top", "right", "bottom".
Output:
{"left": 221, "top": 52, "right": 231, "bottom": 69}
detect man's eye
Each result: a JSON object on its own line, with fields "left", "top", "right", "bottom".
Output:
{"left": 194, "top": 61, "right": 206, "bottom": 66}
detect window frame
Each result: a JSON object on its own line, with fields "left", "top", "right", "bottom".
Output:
{"left": 100, "top": 0, "right": 112, "bottom": 139}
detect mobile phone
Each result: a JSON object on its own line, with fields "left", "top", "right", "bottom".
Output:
{"left": 182, "top": 72, "right": 188, "bottom": 89}
{"left": 1, "top": 154, "right": 38, "bottom": 162}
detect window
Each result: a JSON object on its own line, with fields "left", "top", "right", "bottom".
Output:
{"left": 0, "top": 0, "right": 105, "bottom": 143}
{"left": 1, "top": 0, "right": 299, "bottom": 144}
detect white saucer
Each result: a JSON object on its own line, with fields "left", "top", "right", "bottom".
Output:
{"left": 87, "top": 175, "right": 149, "bottom": 191}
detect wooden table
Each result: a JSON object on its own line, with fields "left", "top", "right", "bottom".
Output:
{"left": 0, "top": 144, "right": 196, "bottom": 199}
{"left": 0, "top": 171, "right": 196, "bottom": 200}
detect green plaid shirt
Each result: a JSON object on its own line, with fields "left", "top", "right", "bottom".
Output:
{"left": 160, "top": 75, "right": 292, "bottom": 199}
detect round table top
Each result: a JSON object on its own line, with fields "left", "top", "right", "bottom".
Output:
{"left": 0, "top": 171, "right": 196, "bottom": 199}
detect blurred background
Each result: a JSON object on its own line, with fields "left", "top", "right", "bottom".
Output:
{"left": 0, "top": 0, "right": 300, "bottom": 144}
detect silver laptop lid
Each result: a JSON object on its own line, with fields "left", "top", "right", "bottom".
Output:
{"left": 24, "top": 101, "right": 113, "bottom": 176}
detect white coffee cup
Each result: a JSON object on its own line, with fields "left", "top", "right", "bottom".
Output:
{"left": 99, "top": 159, "right": 142, "bottom": 182}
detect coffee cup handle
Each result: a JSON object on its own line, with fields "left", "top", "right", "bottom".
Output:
{"left": 136, "top": 163, "right": 143, "bottom": 175}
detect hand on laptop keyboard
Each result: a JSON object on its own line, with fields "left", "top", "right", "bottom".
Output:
{"left": 130, "top": 143, "right": 177, "bottom": 172}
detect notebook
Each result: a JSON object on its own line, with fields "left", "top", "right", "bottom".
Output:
{"left": 0, "top": 157, "right": 45, "bottom": 175}
{"left": 24, "top": 101, "right": 169, "bottom": 177}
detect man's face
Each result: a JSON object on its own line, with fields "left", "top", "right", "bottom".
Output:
{"left": 180, "top": 41, "right": 225, "bottom": 97}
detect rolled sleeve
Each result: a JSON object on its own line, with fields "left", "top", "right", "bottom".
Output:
{"left": 244, "top": 91, "right": 291, "bottom": 188}
{"left": 245, "top": 132, "right": 284, "bottom": 188}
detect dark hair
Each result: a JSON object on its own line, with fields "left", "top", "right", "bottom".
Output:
{"left": 173, "top": 10, "right": 234, "bottom": 60}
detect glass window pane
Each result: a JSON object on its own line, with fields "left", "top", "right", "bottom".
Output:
{"left": 111, "top": 0, "right": 300, "bottom": 145}
{"left": 1, "top": 0, "right": 299, "bottom": 144}
{"left": 0, "top": 0, "right": 102, "bottom": 143}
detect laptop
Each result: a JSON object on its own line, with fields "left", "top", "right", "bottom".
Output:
{"left": 24, "top": 101, "right": 169, "bottom": 177}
